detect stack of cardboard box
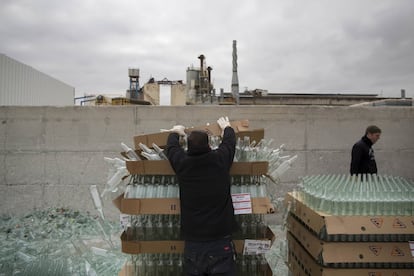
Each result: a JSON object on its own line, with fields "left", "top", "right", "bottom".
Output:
{"left": 285, "top": 192, "right": 414, "bottom": 276}
{"left": 113, "top": 120, "right": 276, "bottom": 275}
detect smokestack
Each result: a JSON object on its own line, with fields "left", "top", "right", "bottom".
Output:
{"left": 207, "top": 66, "right": 212, "bottom": 85}
{"left": 198, "top": 54, "right": 205, "bottom": 73}
{"left": 401, "top": 89, "right": 406, "bottom": 99}
{"left": 231, "top": 40, "right": 240, "bottom": 104}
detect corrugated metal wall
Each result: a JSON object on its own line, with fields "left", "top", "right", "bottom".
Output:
{"left": 0, "top": 54, "right": 74, "bottom": 106}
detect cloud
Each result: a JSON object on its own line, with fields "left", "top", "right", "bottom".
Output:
{"left": 1, "top": 0, "right": 413, "bottom": 98}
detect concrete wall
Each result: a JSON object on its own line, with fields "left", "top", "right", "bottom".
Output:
{"left": 1, "top": 106, "right": 413, "bottom": 220}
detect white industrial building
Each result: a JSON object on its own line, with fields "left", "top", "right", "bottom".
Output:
{"left": 0, "top": 54, "right": 74, "bottom": 106}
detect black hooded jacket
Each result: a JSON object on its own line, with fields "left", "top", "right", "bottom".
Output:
{"left": 350, "top": 135, "right": 378, "bottom": 175}
{"left": 166, "top": 127, "right": 238, "bottom": 241}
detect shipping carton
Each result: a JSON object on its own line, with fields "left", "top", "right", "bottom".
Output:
{"left": 113, "top": 195, "right": 180, "bottom": 214}
{"left": 133, "top": 120, "right": 264, "bottom": 149}
{"left": 126, "top": 160, "right": 268, "bottom": 176}
{"left": 287, "top": 214, "right": 414, "bottom": 265}
{"left": 133, "top": 131, "right": 171, "bottom": 150}
{"left": 185, "top": 119, "right": 250, "bottom": 136}
{"left": 118, "top": 260, "right": 273, "bottom": 276}
{"left": 120, "top": 226, "right": 275, "bottom": 254}
{"left": 287, "top": 231, "right": 414, "bottom": 276}
{"left": 113, "top": 194, "right": 274, "bottom": 215}
{"left": 235, "top": 128, "right": 265, "bottom": 144}
{"left": 132, "top": 120, "right": 245, "bottom": 149}
{"left": 285, "top": 192, "right": 414, "bottom": 237}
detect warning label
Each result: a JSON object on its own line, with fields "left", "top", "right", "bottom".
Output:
{"left": 232, "top": 193, "right": 252, "bottom": 215}
{"left": 390, "top": 246, "right": 405, "bottom": 257}
{"left": 392, "top": 218, "right": 407, "bottom": 229}
{"left": 369, "top": 245, "right": 382, "bottom": 256}
{"left": 370, "top": 218, "right": 383, "bottom": 228}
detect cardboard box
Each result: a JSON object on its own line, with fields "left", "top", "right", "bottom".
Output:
{"left": 251, "top": 197, "right": 275, "bottom": 214}
{"left": 236, "top": 128, "right": 265, "bottom": 144}
{"left": 134, "top": 131, "right": 171, "bottom": 150}
{"left": 287, "top": 214, "right": 414, "bottom": 265}
{"left": 133, "top": 120, "right": 264, "bottom": 149}
{"left": 126, "top": 160, "right": 175, "bottom": 175}
{"left": 113, "top": 195, "right": 180, "bottom": 215}
{"left": 287, "top": 231, "right": 414, "bottom": 276}
{"left": 120, "top": 226, "right": 275, "bottom": 254}
{"left": 285, "top": 192, "right": 414, "bottom": 237}
{"left": 229, "top": 161, "right": 268, "bottom": 175}
{"left": 119, "top": 260, "right": 273, "bottom": 276}
{"left": 126, "top": 160, "right": 268, "bottom": 176}
{"left": 185, "top": 119, "right": 250, "bottom": 136}
{"left": 121, "top": 231, "right": 184, "bottom": 254}
{"left": 113, "top": 194, "right": 274, "bottom": 215}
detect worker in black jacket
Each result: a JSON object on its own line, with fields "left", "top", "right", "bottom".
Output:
{"left": 165, "top": 117, "right": 238, "bottom": 276}
{"left": 350, "top": 125, "right": 382, "bottom": 175}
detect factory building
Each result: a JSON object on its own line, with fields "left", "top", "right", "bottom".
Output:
{"left": 0, "top": 54, "right": 75, "bottom": 106}
{"left": 142, "top": 78, "right": 186, "bottom": 106}
{"left": 124, "top": 68, "right": 186, "bottom": 106}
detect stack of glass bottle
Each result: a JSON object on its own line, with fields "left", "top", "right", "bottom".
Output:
{"left": 111, "top": 134, "right": 297, "bottom": 275}
{"left": 298, "top": 174, "right": 414, "bottom": 216}
{"left": 285, "top": 173, "right": 414, "bottom": 270}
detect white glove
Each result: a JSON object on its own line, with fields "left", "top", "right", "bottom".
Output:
{"left": 217, "top": 116, "right": 231, "bottom": 130}
{"left": 160, "top": 125, "right": 186, "bottom": 136}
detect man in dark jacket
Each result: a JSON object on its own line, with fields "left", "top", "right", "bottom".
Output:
{"left": 166, "top": 117, "right": 238, "bottom": 276}
{"left": 350, "top": 125, "right": 382, "bottom": 175}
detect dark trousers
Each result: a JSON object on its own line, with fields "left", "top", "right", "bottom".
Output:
{"left": 184, "top": 237, "right": 236, "bottom": 276}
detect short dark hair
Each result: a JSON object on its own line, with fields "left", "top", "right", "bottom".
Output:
{"left": 366, "top": 125, "right": 381, "bottom": 135}
{"left": 187, "top": 131, "right": 210, "bottom": 155}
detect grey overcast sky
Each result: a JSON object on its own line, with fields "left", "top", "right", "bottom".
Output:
{"left": 1, "top": 0, "right": 413, "bottom": 98}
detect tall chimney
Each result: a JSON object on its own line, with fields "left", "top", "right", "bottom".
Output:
{"left": 231, "top": 40, "right": 240, "bottom": 104}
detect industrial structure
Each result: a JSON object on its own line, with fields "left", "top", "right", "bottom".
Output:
{"left": 3, "top": 43, "right": 409, "bottom": 107}
{"left": 0, "top": 54, "right": 74, "bottom": 106}
{"left": 231, "top": 40, "right": 240, "bottom": 104}
{"left": 185, "top": 55, "right": 216, "bottom": 104}
{"left": 141, "top": 77, "right": 186, "bottom": 106}
{"left": 126, "top": 68, "right": 140, "bottom": 100}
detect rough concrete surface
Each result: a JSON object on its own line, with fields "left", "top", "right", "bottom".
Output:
{"left": 1, "top": 105, "right": 413, "bottom": 221}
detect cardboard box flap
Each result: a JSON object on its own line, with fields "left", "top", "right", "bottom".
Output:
{"left": 120, "top": 226, "right": 275, "bottom": 255}
{"left": 114, "top": 194, "right": 273, "bottom": 215}
{"left": 251, "top": 197, "right": 275, "bottom": 214}
{"left": 230, "top": 161, "right": 268, "bottom": 175}
{"left": 119, "top": 260, "right": 273, "bottom": 276}
{"left": 126, "top": 160, "right": 175, "bottom": 175}
{"left": 134, "top": 120, "right": 252, "bottom": 149}
{"left": 186, "top": 119, "right": 250, "bottom": 137}
{"left": 236, "top": 129, "right": 265, "bottom": 143}
{"left": 121, "top": 231, "right": 184, "bottom": 254}
{"left": 113, "top": 194, "right": 181, "bottom": 215}
{"left": 134, "top": 132, "right": 171, "bottom": 150}
{"left": 113, "top": 194, "right": 142, "bottom": 214}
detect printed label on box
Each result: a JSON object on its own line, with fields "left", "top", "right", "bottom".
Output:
{"left": 232, "top": 193, "right": 252, "bottom": 215}
{"left": 120, "top": 213, "right": 130, "bottom": 230}
{"left": 243, "top": 239, "right": 271, "bottom": 255}
{"left": 409, "top": 241, "right": 414, "bottom": 257}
